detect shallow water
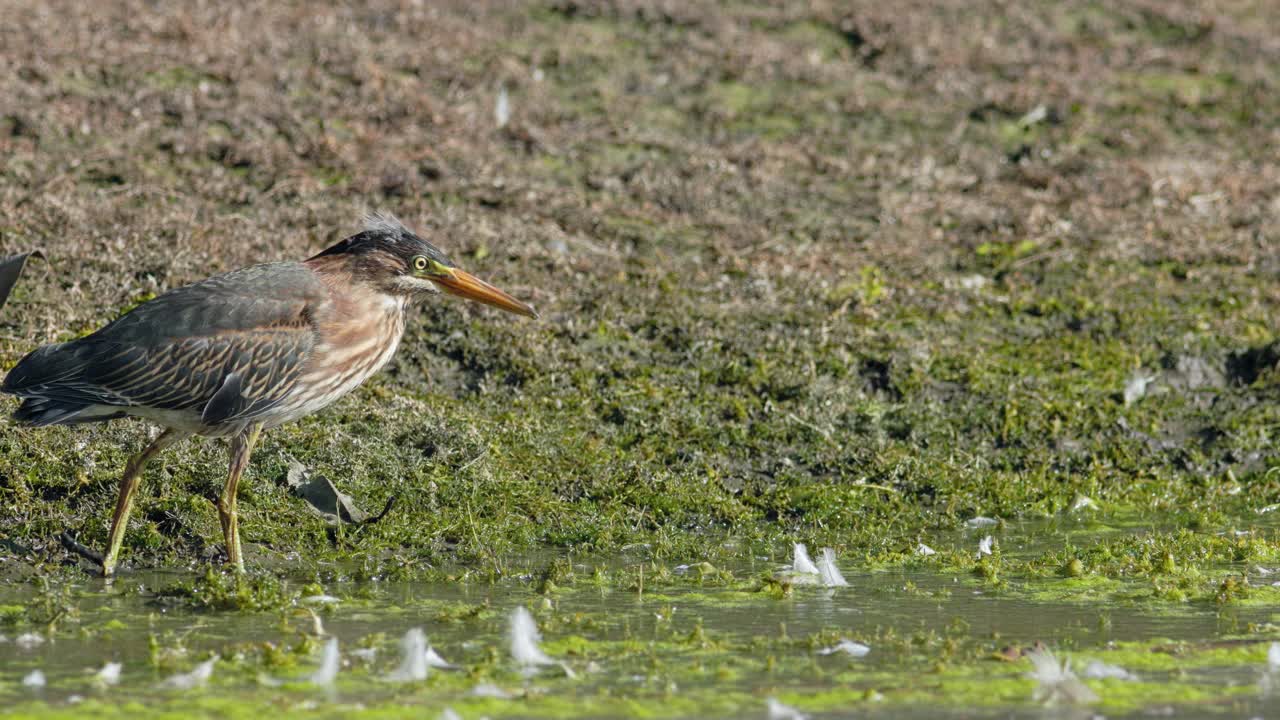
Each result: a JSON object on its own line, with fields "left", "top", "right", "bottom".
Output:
{"left": 2, "top": 545, "right": 1279, "bottom": 719}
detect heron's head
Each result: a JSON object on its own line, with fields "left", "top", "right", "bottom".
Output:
{"left": 310, "top": 213, "right": 538, "bottom": 318}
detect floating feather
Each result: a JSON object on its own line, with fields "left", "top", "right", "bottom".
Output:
{"left": 1071, "top": 495, "right": 1097, "bottom": 511}
{"left": 817, "top": 548, "right": 848, "bottom": 587}
{"left": 1081, "top": 660, "right": 1137, "bottom": 681}
{"left": 766, "top": 697, "right": 808, "bottom": 720}
{"left": 471, "top": 682, "right": 514, "bottom": 699}
{"left": 385, "top": 628, "right": 429, "bottom": 682}
{"left": 1026, "top": 647, "right": 1098, "bottom": 705}
{"left": 818, "top": 640, "right": 870, "bottom": 657}
{"left": 160, "top": 657, "right": 217, "bottom": 690}
{"left": 309, "top": 637, "right": 340, "bottom": 686}
{"left": 95, "top": 662, "right": 123, "bottom": 686}
{"left": 978, "top": 536, "right": 993, "bottom": 556}
{"left": 15, "top": 633, "right": 44, "bottom": 650}
{"left": 425, "top": 646, "right": 455, "bottom": 669}
{"left": 791, "top": 543, "right": 820, "bottom": 575}
{"left": 510, "top": 607, "right": 555, "bottom": 667}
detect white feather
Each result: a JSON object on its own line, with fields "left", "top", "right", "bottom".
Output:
{"left": 1081, "top": 660, "right": 1137, "bottom": 681}
{"left": 817, "top": 548, "right": 849, "bottom": 587}
{"left": 1124, "top": 372, "right": 1156, "bottom": 406}
{"left": 309, "top": 637, "right": 340, "bottom": 686}
{"left": 160, "top": 657, "right": 217, "bottom": 690}
{"left": 1026, "top": 647, "right": 1098, "bottom": 704}
{"left": 425, "top": 646, "right": 454, "bottom": 669}
{"left": 1071, "top": 495, "right": 1097, "bottom": 511}
{"left": 818, "top": 640, "right": 870, "bottom": 657}
{"left": 15, "top": 632, "right": 44, "bottom": 650}
{"left": 384, "top": 628, "right": 429, "bottom": 682}
{"left": 766, "top": 697, "right": 808, "bottom": 720}
{"left": 1262, "top": 643, "right": 1280, "bottom": 695}
{"left": 791, "top": 543, "right": 820, "bottom": 574}
{"left": 95, "top": 662, "right": 123, "bottom": 686}
{"left": 495, "top": 86, "right": 511, "bottom": 128}
{"left": 471, "top": 682, "right": 514, "bottom": 699}
{"left": 510, "top": 607, "right": 554, "bottom": 667}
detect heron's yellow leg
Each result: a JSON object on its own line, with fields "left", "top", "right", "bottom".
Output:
{"left": 218, "top": 423, "right": 263, "bottom": 572}
{"left": 102, "top": 429, "right": 189, "bottom": 577}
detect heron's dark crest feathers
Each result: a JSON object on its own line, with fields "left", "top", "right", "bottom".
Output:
{"left": 308, "top": 213, "right": 456, "bottom": 280}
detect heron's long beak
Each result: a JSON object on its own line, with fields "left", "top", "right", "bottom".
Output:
{"left": 431, "top": 268, "right": 538, "bottom": 318}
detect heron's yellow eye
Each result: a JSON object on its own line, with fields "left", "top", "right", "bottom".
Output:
{"left": 412, "top": 256, "right": 429, "bottom": 272}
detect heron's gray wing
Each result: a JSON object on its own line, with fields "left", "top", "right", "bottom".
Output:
{"left": 85, "top": 326, "right": 314, "bottom": 423}
{"left": 6, "top": 262, "right": 326, "bottom": 425}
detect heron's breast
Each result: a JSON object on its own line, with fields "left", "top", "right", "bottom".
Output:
{"left": 272, "top": 294, "right": 407, "bottom": 421}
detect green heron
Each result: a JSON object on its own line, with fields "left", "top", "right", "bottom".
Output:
{"left": 1, "top": 214, "right": 537, "bottom": 576}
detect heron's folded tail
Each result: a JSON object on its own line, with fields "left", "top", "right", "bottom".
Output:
{"left": 3, "top": 341, "right": 124, "bottom": 426}
{"left": 12, "top": 397, "right": 124, "bottom": 426}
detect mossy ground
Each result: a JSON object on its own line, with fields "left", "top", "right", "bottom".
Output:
{"left": 1, "top": 0, "right": 1279, "bottom": 716}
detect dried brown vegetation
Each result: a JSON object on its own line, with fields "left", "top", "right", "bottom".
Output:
{"left": 0, "top": 0, "right": 1277, "bottom": 571}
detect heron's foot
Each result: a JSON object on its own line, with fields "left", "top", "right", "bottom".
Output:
{"left": 226, "top": 538, "right": 245, "bottom": 574}
{"left": 59, "top": 531, "right": 107, "bottom": 570}
{"left": 215, "top": 499, "right": 245, "bottom": 573}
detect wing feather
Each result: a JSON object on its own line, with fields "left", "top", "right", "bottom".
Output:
{"left": 3, "top": 262, "right": 327, "bottom": 426}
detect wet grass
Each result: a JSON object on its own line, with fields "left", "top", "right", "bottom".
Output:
{"left": 1, "top": 0, "right": 1279, "bottom": 716}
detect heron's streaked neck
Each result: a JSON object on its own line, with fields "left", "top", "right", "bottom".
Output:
{"left": 353, "top": 281, "right": 411, "bottom": 314}
{"left": 305, "top": 256, "right": 410, "bottom": 314}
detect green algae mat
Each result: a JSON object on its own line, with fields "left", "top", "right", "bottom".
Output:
{"left": 6, "top": 526, "right": 1280, "bottom": 719}
{"left": 2, "top": 0, "right": 1280, "bottom": 717}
